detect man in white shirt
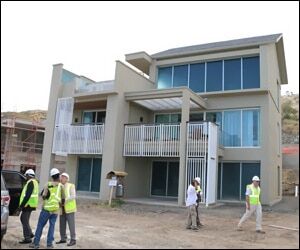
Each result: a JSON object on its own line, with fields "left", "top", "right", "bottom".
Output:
{"left": 186, "top": 179, "right": 198, "bottom": 231}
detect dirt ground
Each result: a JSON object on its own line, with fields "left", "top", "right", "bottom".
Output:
{"left": 1, "top": 198, "right": 299, "bottom": 249}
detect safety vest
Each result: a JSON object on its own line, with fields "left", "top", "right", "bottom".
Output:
{"left": 64, "top": 183, "right": 77, "bottom": 213}
{"left": 247, "top": 184, "right": 261, "bottom": 205}
{"left": 19, "top": 179, "right": 39, "bottom": 208}
{"left": 196, "top": 186, "right": 202, "bottom": 193}
{"left": 43, "top": 182, "right": 62, "bottom": 212}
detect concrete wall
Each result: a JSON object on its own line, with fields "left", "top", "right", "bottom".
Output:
{"left": 124, "top": 158, "right": 151, "bottom": 198}
{"left": 128, "top": 103, "right": 152, "bottom": 124}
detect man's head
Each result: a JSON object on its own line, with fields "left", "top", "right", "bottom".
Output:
{"left": 195, "top": 177, "right": 201, "bottom": 186}
{"left": 50, "top": 168, "right": 60, "bottom": 181}
{"left": 60, "top": 173, "right": 69, "bottom": 184}
{"left": 24, "top": 169, "right": 35, "bottom": 180}
{"left": 252, "top": 176, "right": 260, "bottom": 187}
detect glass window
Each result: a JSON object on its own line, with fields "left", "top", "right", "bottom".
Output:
{"left": 157, "top": 67, "right": 172, "bottom": 89}
{"left": 243, "top": 56, "right": 260, "bottom": 89}
{"left": 189, "top": 63, "right": 205, "bottom": 92}
{"left": 241, "top": 163, "right": 260, "bottom": 200}
{"left": 173, "top": 65, "right": 188, "bottom": 87}
{"left": 221, "top": 163, "right": 240, "bottom": 200}
{"left": 167, "top": 162, "right": 179, "bottom": 197}
{"left": 224, "top": 58, "right": 241, "bottom": 90}
{"left": 151, "top": 161, "right": 168, "bottom": 196}
{"left": 242, "top": 109, "right": 260, "bottom": 146}
{"left": 91, "top": 158, "right": 102, "bottom": 192}
{"left": 206, "top": 112, "right": 222, "bottom": 126}
{"left": 223, "top": 110, "right": 241, "bottom": 146}
{"left": 2, "top": 172, "right": 24, "bottom": 189}
{"left": 189, "top": 113, "right": 204, "bottom": 122}
{"left": 206, "top": 61, "right": 223, "bottom": 92}
{"left": 83, "top": 111, "right": 95, "bottom": 124}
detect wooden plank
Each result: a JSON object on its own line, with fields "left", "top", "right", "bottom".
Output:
{"left": 267, "top": 225, "right": 299, "bottom": 231}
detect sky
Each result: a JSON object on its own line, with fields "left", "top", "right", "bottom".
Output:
{"left": 1, "top": 1, "right": 299, "bottom": 112}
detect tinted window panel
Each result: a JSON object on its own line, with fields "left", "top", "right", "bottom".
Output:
{"left": 242, "top": 109, "right": 260, "bottom": 146}
{"left": 223, "top": 110, "right": 241, "bottom": 146}
{"left": 243, "top": 56, "right": 260, "bottom": 89}
{"left": 221, "top": 163, "right": 240, "bottom": 200}
{"left": 206, "top": 61, "right": 223, "bottom": 92}
{"left": 224, "top": 58, "right": 241, "bottom": 90}
{"left": 173, "top": 65, "right": 188, "bottom": 87}
{"left": 189, "top": 63, "right": 205, "bottom": 92}
{"left": 157, "top": 67, "right": 172, "bottom": 89}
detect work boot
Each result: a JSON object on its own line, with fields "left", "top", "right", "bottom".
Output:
{"left": 67, "top": 240, "right": 76, "bottom": 246}
{"left": 56, "top": 240, "right": 67, "bottom": 244}
{"left": 256, "top": 230, "right": 266, "bottom": 234}
{"left": 30, "top": 233, "right": 34, "bottom": 238}
{"left": 29, "top": 243, "right": 39, "bottom": 249}
{"left": 19, "top": 239, "right": 32, "bottom": 244}
{"left": 46, "top": 244, "right": 54, "bottom": 249}
{"left": 191, "top": 226, "right": 199, "bottom": 231}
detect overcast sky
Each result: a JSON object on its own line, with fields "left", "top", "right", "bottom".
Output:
{"left": 1, "top": 1, "right": 299, "bottom": 112}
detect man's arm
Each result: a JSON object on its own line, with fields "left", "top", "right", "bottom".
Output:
{"left": 245, "top": 195, "right": 250, "bottom": 210}
{"left": 19, "top": 181, "right": 34, "bottom": 208}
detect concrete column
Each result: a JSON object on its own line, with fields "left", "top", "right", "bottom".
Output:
{"left": 178, "top": 91, "right": 190, "bottom": 206}
{"left": 39, "top": 64, "right": 63, "bottom": 189}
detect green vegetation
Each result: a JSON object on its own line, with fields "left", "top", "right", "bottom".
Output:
{"left": 281, "top": 94, "right": 299, "bottom": 137}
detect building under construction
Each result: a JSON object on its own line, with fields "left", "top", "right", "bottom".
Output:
{"left": 1, "top": 115, "right": 45, "bottom": 178}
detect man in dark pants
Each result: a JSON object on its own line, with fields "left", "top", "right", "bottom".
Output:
{"left": 18, "top": 169, "right": 39, "bottom": 244}
{"left": 195, "top": 177, "right": 204, "bottom": 228}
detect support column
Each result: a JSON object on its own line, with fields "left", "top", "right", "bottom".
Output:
{"left": 39, "top": 64, "right": 63, "bottom": 189}
{"left": 178, "top": 91, "right": 190, "bottom": 206}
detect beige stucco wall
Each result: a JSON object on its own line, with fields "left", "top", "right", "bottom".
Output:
{"left": 128, "top": 103, "right": 152, "bottom": 124}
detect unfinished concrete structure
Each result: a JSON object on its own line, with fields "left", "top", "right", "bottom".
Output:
{"left": 40, "top": 34, "right": 288, "bottom": 206}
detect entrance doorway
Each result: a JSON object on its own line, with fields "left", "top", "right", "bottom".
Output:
{"left": 77, "top": 158, "right": 101, "bottom": 192}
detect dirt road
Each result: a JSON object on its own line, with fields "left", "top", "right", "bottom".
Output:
{"left": 1, "top": 200, "right": 299, "bottom": 249}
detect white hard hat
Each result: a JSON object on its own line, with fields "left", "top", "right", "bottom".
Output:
{"left": 50, "top": 168, "right": 60, "bottom": 177}
{"left": 61, "top": 172, "right": 69, "bottom": 180}
{"left": 195, "top": 177, "right": 201, "bottom": 184}
{"left": 252, "top": 176, "right": 260, "bottom": 181}
{"left": 25, "top": 169, "right": 35, "bottom": 177}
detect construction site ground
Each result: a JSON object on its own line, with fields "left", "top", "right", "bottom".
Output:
{"left": 1, "top": 196, "right": 299, "bottom": 249}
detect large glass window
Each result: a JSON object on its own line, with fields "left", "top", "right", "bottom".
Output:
{"left": 157, "top": 67, "right": 172, "bottom": 89}
{"left": 240, "top": 163, "right": 260, "bottom": 200}
{"left": 242, "top": 109, "right": 260, "bottom": 146}
{"left": 223, "top": 110, "right": 241, "bottom": 146}
{"left": 189, "top": 63, "right": 205, "bottom": 92}
{"left": 173, "top": 65, "right": 188, "bottom": 87}
{"left": 224, "top": 58, "right": 241, "bottom": 90}
{"left": 206, "top": 61, "right": 223, "bottom": 92}
{"left": 243, "top": 56, "right": 260, "bottom": 89}
{"left": 83, "top": 111, "right": 106, "bottom": 124}
{"left": 189, "top": 112, "right": 204, "bottom": 122}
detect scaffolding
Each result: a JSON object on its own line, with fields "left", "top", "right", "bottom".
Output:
{"left": 1, "top": 113, "right": 44, "bottom": 173}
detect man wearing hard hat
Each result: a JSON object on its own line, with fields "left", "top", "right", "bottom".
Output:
{"left": 56, "top": 173, "right": 77, "bottom": 246}
{"left": 237, "top": 176, "right": 265, "bottom": 234}
{"left": 18, "top": 169, "right": 39, "bottom": 244}
{"left": 30, "top": 168, "right": 63, "bottom": 249}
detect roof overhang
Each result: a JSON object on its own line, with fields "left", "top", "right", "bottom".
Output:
{"left": 275, "top": 37, "right": 288, "bottom": 85}
{"left": 125, "top": 51, "right": 152, "bottom": 75}
{"left": 125, "top": 87, "right": 207, "bottom": 111}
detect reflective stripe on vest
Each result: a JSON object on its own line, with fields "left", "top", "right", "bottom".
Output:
{"left": 44, "top": 182, "right": 62, "bottom": 212}
{"left": 247, "top": 184, "right": 261, "bottom": 205}
{"left": 19, "top": 179, "right": 39, "bottom": 208}
{"left": 64, "top": 183, "right": 77, "bottom": 213}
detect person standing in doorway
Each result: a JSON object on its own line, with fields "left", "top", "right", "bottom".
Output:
{"left": 237, "top": 176, "right": 265, "bottom": 234}
{"left": 186, "top": 179, "right": 198, "bottom": 231}
{"left": 56, "top": 172, "right": 77, "bottom": 246}
{"left": 30, "top": 168, "right": 63, "bottom": 249}
{"left": 18, "top": 169, "right": 39, "bottom": 244}
{"left": 195, "top": 177, "right": 204, "bottom": 228}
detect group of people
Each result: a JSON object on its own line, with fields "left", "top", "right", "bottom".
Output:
{"left": 18, "top": 168, "right": 77, "bottom": 249}
{"left": 186, "top": 175, "right": 265, "bottom": 234}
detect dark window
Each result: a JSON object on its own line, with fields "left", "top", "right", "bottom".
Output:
{"left": 189, "top": 63, "right": 205, "bottom": 92}
{"left": 151, "top": 161, "right": 167, "bottom": 196}
{"left": 173, "top": 65, "right": 188, "bottom": 87}
{"left": 206, "top": 61, "right": 223, "bottom": 92}
{"left": 224, "top": 58, "right": 241, "bottom": 90}
{"left": 189, "top": 113, "right": 204, "bottom": 122}
{"left": 157, "top": 67, "right": 172, "bottom": 89}
{"left": 221, "top": 163, "right": 240, "bottom": 200}
{"left": 243, "top": 56, "right": 260, "bottom": 89}
{"left": 1, "top": 172, "right": 24, "bottom": 189}
{"left": 241, "top": 163, "right": 260, "bottom": 200}
{"left": 167, "top": 162, "right": 179, "bottom": 197}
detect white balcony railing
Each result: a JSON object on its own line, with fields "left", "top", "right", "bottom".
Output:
{"left": 52, "top": 124, "right": 105, "bottom": 155}
{"left": 75, "top": 79, "right": 114, "bottom": 94}
{"left": 123, "top": 124, "right": 180, "bottom": 157}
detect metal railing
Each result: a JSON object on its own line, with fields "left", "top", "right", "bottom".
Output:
{"left": 52, "top": 124, "right": 105, "bottom": 155}
{"left": 123, "top": 123, "right": 180, "bottom": 157}
{"left": 74, "top": 79, "right": 114, "bottom": 94}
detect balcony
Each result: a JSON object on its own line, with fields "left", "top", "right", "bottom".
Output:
{"left": 123, "top": 124, "right": 180, "bottom": 157}
{"left": 74, "top": 79, "right": 114, "bottom": 94}
{"left": 52, "top": 124, "right": 105, "bottom": 155}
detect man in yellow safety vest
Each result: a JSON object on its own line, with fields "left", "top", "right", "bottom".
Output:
{"left": 56, "top": 172, "right": 77, "bottom": 246}
{"left": 18, "top": 169, "right": 39, "bottom": 244}
{"left": 237, "top": 176, "right": 265, "bottom": 234}
{"left": 195, "top": 177, "right": 204, "bottom": 228}
{"left": 30, "top": 168, "right": 63, "bottom": 249}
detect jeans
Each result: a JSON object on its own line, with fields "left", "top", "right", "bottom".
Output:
{"left": 33, "top": 209, "right": 58, "bottom": 247}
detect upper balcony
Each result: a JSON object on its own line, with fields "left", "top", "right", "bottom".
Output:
{"left": 74, "top": 79, "right": 115, "bottom": 94}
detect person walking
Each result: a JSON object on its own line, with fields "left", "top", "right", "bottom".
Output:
{"left": 18, "top": 169, "right": 39, "bottom": 244}
{"left": 29, "top": 168, "right": 63, "bottom": 249}
{"left": 186, "top": 179, "right": 198, "bottom": 231}
{"left": 56, "top": 173, "right": 77, "bottom": 246}
{"left": 237, "top": 176, "right": 265, "bottom": 234}
{"left": 195, "top": 177, "right": 204, "bottom": 228}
